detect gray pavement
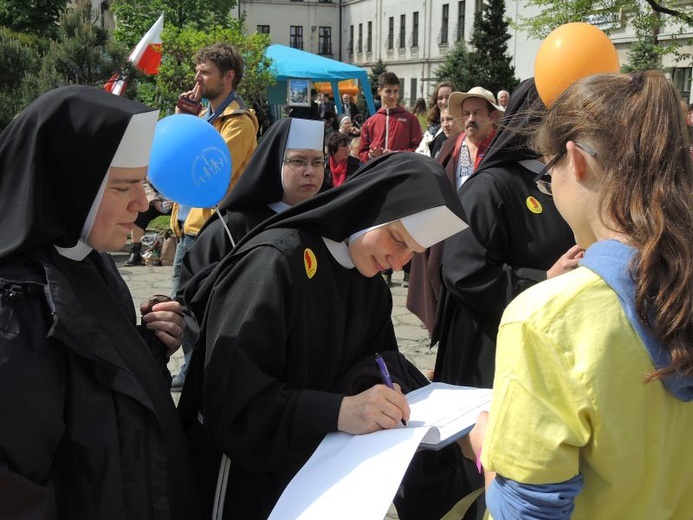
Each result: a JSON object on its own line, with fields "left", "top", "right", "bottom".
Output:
{"left": 114, "top": 250, "right": 434, "bottom": 520}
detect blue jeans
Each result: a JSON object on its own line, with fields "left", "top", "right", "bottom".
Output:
{"left": 171, "top": 233, "right": 195, "bottom": 381}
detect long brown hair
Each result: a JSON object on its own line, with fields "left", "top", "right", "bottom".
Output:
{"left": 427, "top": 81, "right": 455, "bottom": 126}
{"left": 534, "top": 71, "right": 693, "bottom": 379}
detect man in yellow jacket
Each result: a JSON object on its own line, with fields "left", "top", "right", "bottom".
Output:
{"left": 171, "top": 42, "right": 258, "bottom": 387}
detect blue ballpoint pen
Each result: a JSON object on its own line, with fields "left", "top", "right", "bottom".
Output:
{"left": 375, "top": 352, "right": 407, "bottom": 426}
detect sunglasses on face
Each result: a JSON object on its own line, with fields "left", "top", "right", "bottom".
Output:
{"left": 534, "top": 142, "right": 598, "bottom": 196}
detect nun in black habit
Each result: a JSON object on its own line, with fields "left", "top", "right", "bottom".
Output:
{"left": 179, "top": 152, "right": 471, "bottom": 519}
{"left": 180, "top": 117, "right": 326, "bottom": 287}
{"left": 433, "top": 79, "right": 580, "bottom": 388}
{"left": 175, "top": 117, "right": 325, "bottom": 385}
{"left": 0, "top": 86, "right": 199, "bottom": 519}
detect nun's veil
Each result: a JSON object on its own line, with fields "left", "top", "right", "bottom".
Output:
{"left": 235, "top": 152, "right": 467, "bottom": 251}
{"left": 218, "top": 118, "right": 293, "bottom": 212}
{"left": 0, "top": 85, "right": 157, "bottom": 259}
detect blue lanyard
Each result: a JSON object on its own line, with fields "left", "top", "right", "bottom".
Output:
{"left": 205, "top": 91, "right": 237, "bottom": 124}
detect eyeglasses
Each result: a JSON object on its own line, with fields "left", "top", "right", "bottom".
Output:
{"left": 534, "top": 142, "right": 597, "bottom": 196}
{"left": 284, "top": 158, "right": 325, "bottom": 170}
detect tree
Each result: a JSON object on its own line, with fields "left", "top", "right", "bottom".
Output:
{"left": 0, "top": 31, "right": 40, "bottom": 128}
{"left": 368, "top": 58, "right": 387, "bottom": 94}
{"left": 517, "top": 0, "right": 693, "bottom": 67}
{"left": 0, "top": 0, "right": 68, "bottom": 39}
{"left": 436, "top": 0, "right": 519, "bottom": 94}
{"left": 435, "top": 40, "right": 473, "bottom": 91}
{"left": 155, "top": 20, "right": 274, "bottom": 115}
{"left": 622, "top": 13, "right": 664, "bottom": 72}
{"left": 111, "top": 0, "right": 237, "bottom": 48}
{"left": 22, "top": 0, "right": 130, "bottom": 100}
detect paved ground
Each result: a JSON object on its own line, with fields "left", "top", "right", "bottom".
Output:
{"left": 114, "top": 250, "right": 434, "bottom": 520}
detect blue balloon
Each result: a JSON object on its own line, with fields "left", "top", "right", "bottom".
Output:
{"left": 148, "top": 114, "right": 232, "bottom": 207}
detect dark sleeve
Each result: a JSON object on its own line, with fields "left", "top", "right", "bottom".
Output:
{"left": 0, "top": 296, "right": 64, "bottom": 519}
{"left": 201, "top": 246, "right": 343, "bottom": 472}
{"left": 98, "top": 253, "right": 171, "bottom": 377}
{"left": 441, "top": 173, "right": 547, "bottom": 324}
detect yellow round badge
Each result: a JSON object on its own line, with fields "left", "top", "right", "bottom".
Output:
{"left": 304, "top": 248, "right": 317, "bottom": 279}
{"left": 526, "top": 196, "right": 543, "bottom": 214}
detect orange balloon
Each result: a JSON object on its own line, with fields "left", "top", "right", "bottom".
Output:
{"left": 534, "top": 22, "right": 620, "bottom": 107}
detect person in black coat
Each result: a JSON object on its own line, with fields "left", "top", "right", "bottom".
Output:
{"left": 0, "top": 86, "right": 199, "bottom": 519}
{"left": 433, "top": 78, "right": 582, "bottom": 388}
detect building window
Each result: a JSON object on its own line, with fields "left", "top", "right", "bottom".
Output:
{"left": 358, "top": 23, "right": 363, "bottom": 53}
{"left": 475, "top": 0, "right": 483, "bottom": 14}
{"left": 441, "top": 4, "right": 449, "bottom": 45}
{"left": 290, "top": 26, "right": 303, "bottom": 50}
{"left": 410, "top": 78, "right": 417, "bottom": 107}
{"left": 367, "top": 21, "right": 372, "bottom": 52}
{"left": 399, "top": 15, "right": 406, "bottom": 49}
{"left": 257, "top": 25, "right": 270, "bottom": 35}
{"left": 387, "top": 16, "right": 394, "bottom": 50}
{"left": 349, "top": 25, "right": 354, "bottom": 54}
{"left": 457, "top": 1, "right": 465, "bottom": 41}
{"left": 672, "top": 67, "right": 692, "bottom": 101}
{"left": 318, "top": 0, "right": 332, "bottom": 2}
{"left": 412, "top": 11, "right": 419, "bottom": 48}
{"left": 319, "top": 27, "right": 332, "bottom": 55}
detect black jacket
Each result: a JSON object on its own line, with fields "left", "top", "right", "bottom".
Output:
{"left": 0, "top": 250, "right": 199, "bottom": 519}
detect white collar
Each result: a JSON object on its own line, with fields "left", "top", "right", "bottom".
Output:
{"left": 322, "top": 237, "right": 354, "bottom": 269}
{"left": 268, "top": 200, "right": 292, "bottom": 213}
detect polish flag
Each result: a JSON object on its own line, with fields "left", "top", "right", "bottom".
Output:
{"left": 105, "top": 14, "right": 164, "bottom": 96}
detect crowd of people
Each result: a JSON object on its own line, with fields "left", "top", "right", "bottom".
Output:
{"left": 1, "top": 38, "right": 692, "bottom": 520}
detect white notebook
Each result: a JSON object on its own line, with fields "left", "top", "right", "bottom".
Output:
{"left": 406, "top": 382, "right": 492, "bottom": 450}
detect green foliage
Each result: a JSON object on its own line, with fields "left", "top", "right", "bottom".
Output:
{"left": 111, "top": 0, "right": 237, "bottom": 48}
{"left": 0, "top": 0, "right": 68, "bottom": 39}
{"left": 622, "top": 12, "right": 663, "bottom": 72}
{"left": 22, "top": 1, "right": 131, "bottom": 98}
{"left": 436, "top": 0, "right": 519, "bottom": 94}
{"left": 517, "top": 0, "right": 633, "bottom": 40}
{"left": 435, "top": 42, "right": 473, "bottom": 91}
{"left": 156, "top": 21, "right": 274, "bottom": 115}
{"left": 0, "top": 32, "right": 40, "bottom": 127}
{"left": 517, "top": 0, "right": 693, "bottom": 67}
{"left": 368, "top": 58, "right": 387, "bottom": 94}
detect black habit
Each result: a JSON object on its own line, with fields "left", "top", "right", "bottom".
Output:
{"left": 0, "top": 86, "right": 199, "bottom": 519}
{"left": 433, "top": 79, "right": 576, "bottom": 387}
{"left": 179, "top": 153, "right": 470, "bottom": 519}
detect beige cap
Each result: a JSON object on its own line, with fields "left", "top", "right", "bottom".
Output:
{"left": 448, "top": 87, "right": 505, "bottom": 119}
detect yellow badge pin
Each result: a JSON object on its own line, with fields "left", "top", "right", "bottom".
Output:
{"left": 304, "top": 248, "right": 317, "bottom": 279}
{"left": 526, "top": 196, "right": 543, "bottom": 214}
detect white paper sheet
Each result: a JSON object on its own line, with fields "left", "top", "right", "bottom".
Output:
{"left": 269, "top": 383, "right": 492, "bottom": 519}
{"left": 268, "top": 427, "right": 430, "bottom": 520}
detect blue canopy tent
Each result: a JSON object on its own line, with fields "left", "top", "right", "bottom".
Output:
{"left": 265, "top": 44, "right": 375, "bottom": 117}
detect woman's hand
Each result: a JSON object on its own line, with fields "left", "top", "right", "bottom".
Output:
{"left": 140, "top": 297, "right": 185, "bottom": 356}
{"left": 337, "top": 384, "right": 410, "bottom": 434}
{"left": 547, "top": 244, "right": 584, "bottom": 278}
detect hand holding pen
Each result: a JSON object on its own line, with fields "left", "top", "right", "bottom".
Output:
{"left": 336, "top": 353, "right": 410, "bottom": 434}
{"left": 375, "top": 352, "right": 407, "bottom": 426}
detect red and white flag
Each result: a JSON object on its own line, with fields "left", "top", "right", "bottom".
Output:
{"left": 105, "top": 14, "right": 164, "bottom": 96}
